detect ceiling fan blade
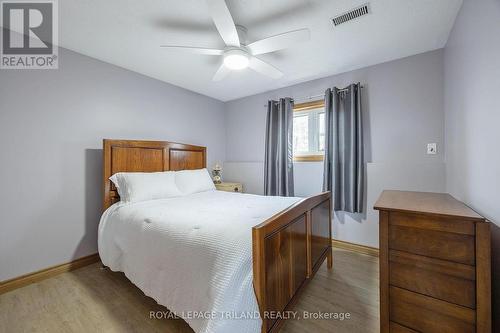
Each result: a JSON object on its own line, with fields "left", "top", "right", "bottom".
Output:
{"left": 247, "top": 28, "right": 310, "bottom": 55}
{"left": 212, "top": 63, "right": 231, "bottom": 81}
{"left": 159, "top": 45, "right": 224, "bottom": 55}
{"left": 206, "top": 0, "right": 240, "bottom": 47}
{"left": 249, "top": 57, "right": 283, "bottom": 79}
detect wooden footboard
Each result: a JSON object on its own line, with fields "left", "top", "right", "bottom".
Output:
{"left": 252, "top": 192, "right": 333, "bottom": 333}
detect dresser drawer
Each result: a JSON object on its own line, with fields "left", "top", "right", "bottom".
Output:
{"left": 390, "top": 322, "right": 418, "bottom": 333}
{"left": 389, "top": 212, "right": 476, "bottom": 235}
{"left": 390, "top": 250, "right": 476, "bottom": 308}
{"left": 390, "top": 286, "right": 476, "bottom": 333}
{"left": 389, "top": 225, "right": 475, "bottom": 265}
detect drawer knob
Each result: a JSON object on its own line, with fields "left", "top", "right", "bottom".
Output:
{"left": 234, "top": 187, "right": 239, "bottom": 192}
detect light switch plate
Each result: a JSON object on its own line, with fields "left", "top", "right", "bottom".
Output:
{"left": 427, "top": 143, "right": 437, "bottom": 155}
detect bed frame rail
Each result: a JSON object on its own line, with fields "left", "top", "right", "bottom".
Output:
{"left": 252, "top": 191, "right": 333, "bottom": 333}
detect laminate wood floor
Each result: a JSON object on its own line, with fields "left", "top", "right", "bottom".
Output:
{"left": 0, "top": 249, "right": 379, "bottom": 333}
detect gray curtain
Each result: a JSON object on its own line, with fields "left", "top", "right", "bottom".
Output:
{"left": 264, "top": 98, "right": 294, "bottom": 196}
{"left": 322, "top": 84, "right": 364, "bottom": 213}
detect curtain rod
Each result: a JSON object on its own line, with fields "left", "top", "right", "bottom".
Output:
{"left": 263, "top": 85, "right": 364, "bottom": 107}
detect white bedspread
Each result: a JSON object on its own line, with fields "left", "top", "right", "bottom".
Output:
{"left": 98, "top": 190, "right": 300, "bottom": 333}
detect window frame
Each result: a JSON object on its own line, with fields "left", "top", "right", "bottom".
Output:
{"left": 292, "top": 99, "right": 325, "bottom": 162}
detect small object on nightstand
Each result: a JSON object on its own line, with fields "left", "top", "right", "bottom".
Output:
{"left": 212, "top": 163, "right": 222, "bottom": 184}
{"left": 215, "top": 182, "right": 243, "bottom": 193}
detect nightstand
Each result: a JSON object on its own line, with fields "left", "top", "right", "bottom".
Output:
{"left": 215, "top": 182, "right": 243, "bottom": 193}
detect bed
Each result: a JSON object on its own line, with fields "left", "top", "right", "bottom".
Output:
{"left": 99, "top": 139, "right": 332, "bottom": 333}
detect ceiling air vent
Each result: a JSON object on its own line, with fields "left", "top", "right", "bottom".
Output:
{"left": 331, "top": 3, "right": 370, "bottom": 26}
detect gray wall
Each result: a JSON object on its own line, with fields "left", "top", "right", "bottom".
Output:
{"left": 0, "top": 43, "right": 226, "bottom": 281}
{"left": 443, "top": 0, "right": 500, "bottom": 328}
{"left": 224, "top": 49, "right": 446, "bottom": 247}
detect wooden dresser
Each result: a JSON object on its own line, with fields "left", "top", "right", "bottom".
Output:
{"left": 374, "top": 190, "right": 491, "bottom": 333}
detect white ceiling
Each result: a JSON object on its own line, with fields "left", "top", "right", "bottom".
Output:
{"left": 57, "top": 0, "right": 462, "bottom": 101}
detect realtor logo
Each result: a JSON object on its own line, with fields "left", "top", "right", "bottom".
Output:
{"left": 1, "top": 0, "right": 58, "bottom": 69}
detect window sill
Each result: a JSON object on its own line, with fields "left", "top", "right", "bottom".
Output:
{"left": 293, "top": 155, "right": 324, "bottom": 162}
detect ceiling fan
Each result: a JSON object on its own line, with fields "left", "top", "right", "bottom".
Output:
{"left": 160, "top": 0, "right": 310, "bottom": 81}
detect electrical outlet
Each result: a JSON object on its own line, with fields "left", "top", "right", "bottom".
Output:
{"left": 427, "top": 143, "right": 437, "bottom": 155}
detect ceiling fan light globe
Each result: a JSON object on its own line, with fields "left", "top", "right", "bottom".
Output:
{"left": 223, "top": 50, "right": 249, "bottom": 70}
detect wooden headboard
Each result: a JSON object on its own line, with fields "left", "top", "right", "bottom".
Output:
{"left": 103, "top": 139, "right": 207, "bottom": 210}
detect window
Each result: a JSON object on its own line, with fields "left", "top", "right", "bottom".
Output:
{"left": 292, "top": 100, "right": 325, "bottom": 162}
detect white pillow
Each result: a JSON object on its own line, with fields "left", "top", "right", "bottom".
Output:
{"left": 175, "top": 168, "right": 216, "bottom": 195}
{"left": 110, "top": 171, "right": 182, "bottom": 203}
